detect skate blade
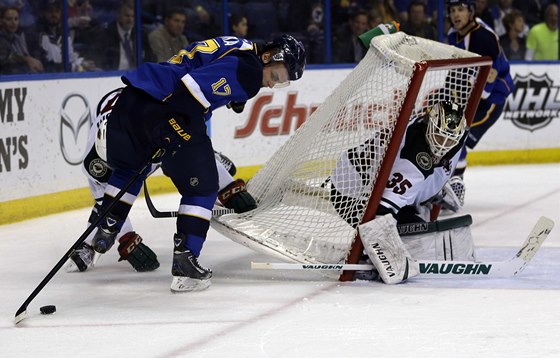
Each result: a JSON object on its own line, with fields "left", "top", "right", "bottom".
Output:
{"left": 170, "top": 276, "right": 211, "bottom": 292}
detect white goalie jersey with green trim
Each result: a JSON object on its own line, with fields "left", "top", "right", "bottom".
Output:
{"left": 331, "top": 117, "right": 465, "bottom": 214}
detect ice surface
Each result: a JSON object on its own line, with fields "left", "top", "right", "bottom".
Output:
{"left": 1, "top": 163, "right": 560, "bottom": 357}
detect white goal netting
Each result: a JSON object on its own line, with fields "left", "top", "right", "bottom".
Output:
{"left": 212, "top": 32, "right": 490, "bottom": 265}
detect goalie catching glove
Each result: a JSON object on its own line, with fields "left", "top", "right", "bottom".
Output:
{"left": 218, "top": 179, "right": 257, "bottom": 213}
{"left": 117, "top": 232, "right": 160, "bottom": 272}
{"left": 430, "top": 176, "right": 465, "bottom": 212}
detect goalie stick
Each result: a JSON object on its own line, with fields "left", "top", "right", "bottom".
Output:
{"left": 397, "top": 215, "right": 472, "bottom": 236}
{"left": 252, "top": 216, "right": 554, "bottom": 279}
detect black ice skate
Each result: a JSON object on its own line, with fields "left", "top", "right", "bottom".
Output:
{"left": 170, "top": 233, "right": 212, "bottom": 292}
{"left": 92, "top": 213, "right": 120, "bottom": 253}
{"left": 67, "top": 242, "right": 98, "bottom": 272}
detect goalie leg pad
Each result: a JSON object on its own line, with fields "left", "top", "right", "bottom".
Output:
{"left": 117, "top": 232, "right": 160, "bottom": 272}
{"left": 403, "top": 225, "right": 476, "bottom": 261}
{"left": 359, "top": 214, "right": 418, "bottom": 284}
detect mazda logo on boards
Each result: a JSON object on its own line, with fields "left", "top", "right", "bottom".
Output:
{"left": 60, "top": 93, "right": 91, "bottom": 165}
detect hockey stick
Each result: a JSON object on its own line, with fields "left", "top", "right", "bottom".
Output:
{"left": 252, "top": 216, "right": 554, "bottom": 279}
{"left": 397, "top": 214, "right": 472, "bottom": 236}
{"left": 14, "top": 149, "right": 165, "bottom": 325}
{"left": 143, "top": 181, "right": 235, "bottom": 218}
{"left": 145, "top": 180, "right": 472, "bottom": 233}
{"left": 143, "top": 180, "right": 177, "bottom": 218}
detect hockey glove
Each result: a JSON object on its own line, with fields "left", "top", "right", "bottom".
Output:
{"left": 430, "top": 176, "right": 465, "bottom": 212}
{"left": 218, "top": 179, "right": 257, "bottom": 213}
{"left": 226, "top": 101, "right": 246, "bottom": 113}
{"left": 117, "top": 232, "right": 160, "bottom": 272}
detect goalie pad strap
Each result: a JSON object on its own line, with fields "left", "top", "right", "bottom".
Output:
{"left": 359, "top": 214, "right": 418, "bottom": 284}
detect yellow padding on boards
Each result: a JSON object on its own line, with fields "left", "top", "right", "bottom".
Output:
{"left": 0, "top": 175, "right": 174, "bottom": 225}
{"left": 1, "top": 151, "right": 559, "bottom": 226}
{"left": 467, "top": 148, "right": 560, "bottom": 166}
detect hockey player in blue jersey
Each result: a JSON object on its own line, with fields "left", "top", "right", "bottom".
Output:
{"left": 68, "top": 88, "right": 256, "bottom": 274}
{"left": 87, "top": 35, "right": 306, "bottom": 292}
{"left": 446, "top": 0, "right": 514, "bottom": 181}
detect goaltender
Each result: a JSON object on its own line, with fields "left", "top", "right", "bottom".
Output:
{"left": 329, "top": 100, "right": 475, "bottom": 284}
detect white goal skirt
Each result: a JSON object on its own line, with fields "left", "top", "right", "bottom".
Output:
{"left": 212, "top": 32, "right": 491, "bottom": 266}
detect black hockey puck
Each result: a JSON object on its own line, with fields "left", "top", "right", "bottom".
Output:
{"left": 40, "top": 305, "right": 56, "bottom": 315}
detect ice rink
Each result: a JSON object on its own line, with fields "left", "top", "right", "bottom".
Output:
{"left": 1, "top": 163, "right": 560, "bottom": 358}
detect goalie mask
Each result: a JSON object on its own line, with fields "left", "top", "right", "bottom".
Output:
{"left": 425, "top": 101, "right": 467, "bottom": 159}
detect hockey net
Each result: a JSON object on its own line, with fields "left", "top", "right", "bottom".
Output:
{"left": 211, "top": 32, "right": 491, "bottom": 271}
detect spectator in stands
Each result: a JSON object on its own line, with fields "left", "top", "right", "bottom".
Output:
{"left": 185, "top": 2, "right": 219, "bottom": 41}
{"left": 68, "top": 0, "right": 93, "bottom": 30}
{"left": 142, "top": 2, "right": 219, "bottom": 42}
{"left": 28, "top": 0, "right": 96, "bottom": 72}
{"left": 394, "top": 0, "right": 411, "bottom": 23}
{"left": 367, "top": 8, "right": 383, "bottom": 29}
{"left": 400, "top": 1, "right": 437, "bottom": 40}
{"left": 331, "top": 0, "right": 364, "bottom": 29}
{"left": 305, "top": 2, "right": 326, "bottom": 64}
{"left": 89, "top": 0, "right": 155, "bottom": 70}
{"left": 333, "top": 9, "right": 369, "bottom": 63}
{"left": 525, "top": 3, "right": 558, "bottom": 61}
{"left": 369, "top": 0, "right": 398, "bottom": 23}
{"left": 499, "top": 9, "right": 526, "bottom": 60}
{"left": 91, "top": 0, "right": 119, "bottom": 26}
{"left": 394, "top": 0, "right": 438, "bottom": 24}
{"left": 276, "top": 1, "right": 321, "bottom": 61}
{"left": 0, "top": 6, "right": 43, "bottom": 74}
{"left": 513, "top": 0, "right": 543, "bottom": 28}
{"left": 148, "top": 7, "right": 188, "bottom": 63}
{"left": 475, "top": 0, "right": 494, "bottom": 27}
{"left": 229, "top": 12, "right": 248, "bottom": 38}
{"left": 67, "top": 0, "right": 94, "bottom": 45}
{"left": 490, "top": 0, "right": 528, "bottom": 37}
{"left": 0, "top": 0, "right": 35, "bottom": 31}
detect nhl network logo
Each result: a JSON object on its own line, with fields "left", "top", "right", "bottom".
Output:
{"left": 60, "top": 93, "right": 91, "bottom": 165}
{"left": 504, "top": 73, "right": 560, "bottom": 132}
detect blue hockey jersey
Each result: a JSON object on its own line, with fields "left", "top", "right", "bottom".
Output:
{"left": 122, "top": 36, "right": 263, "bottom": 119}
{"left": 448, "top": 18, "right": 514, "bottom": 105}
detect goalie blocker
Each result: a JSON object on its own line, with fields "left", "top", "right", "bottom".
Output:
{"left": 359, "top": 214, "right": 475, "bottom": 284}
